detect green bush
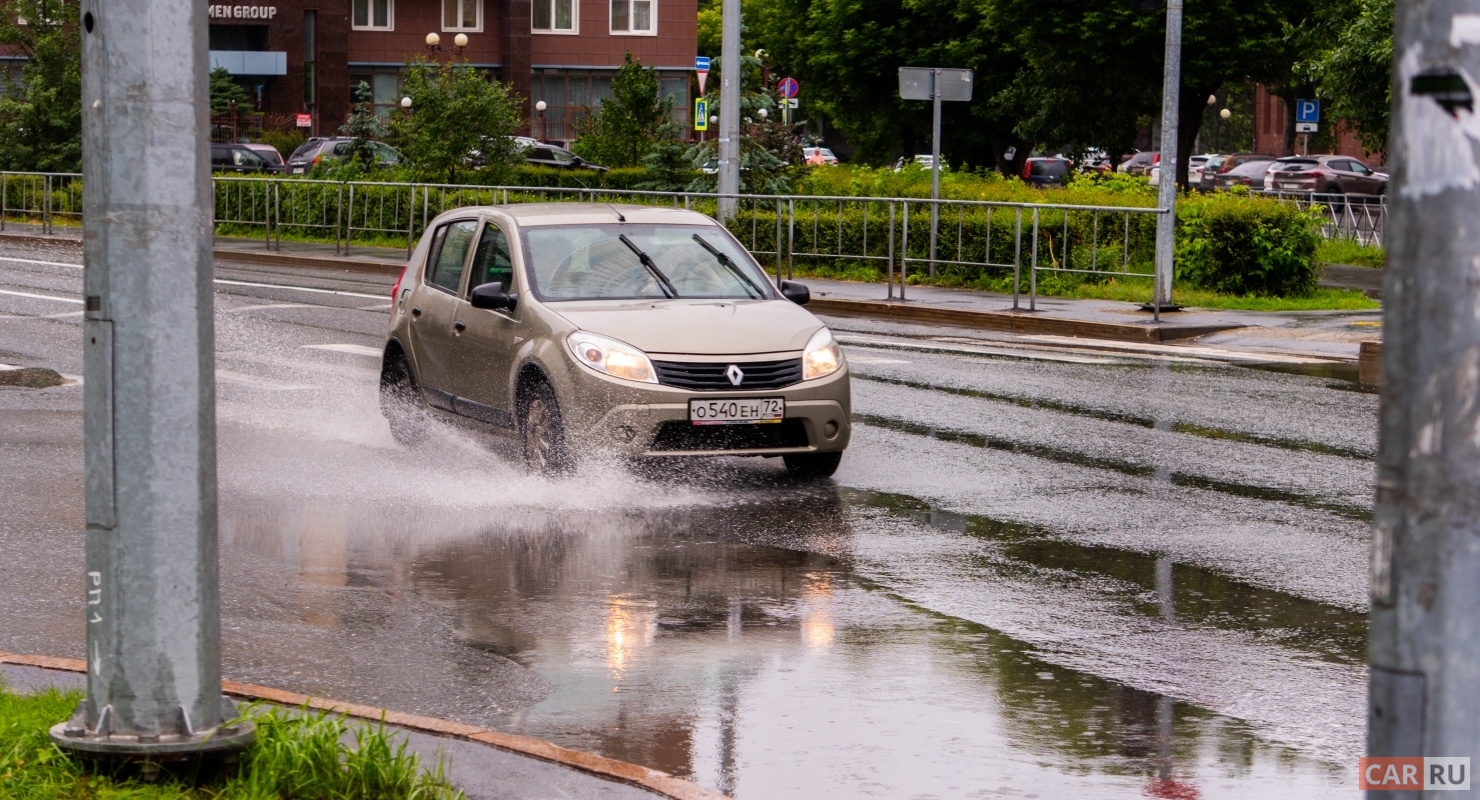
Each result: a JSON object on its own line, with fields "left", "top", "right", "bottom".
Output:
{"left": 1176, "top": 195, "right": 1324, "bottom": 296}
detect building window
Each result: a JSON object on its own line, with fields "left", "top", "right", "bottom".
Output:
{"left": 610, "top": 0, "right": 653, "bottom": 34}
{"left": 533, "top": 0, "right": 576, "bottom": 33}
{"left": 443, "top": 0, "right": 481, "bottom": 30}
{"left": 352, "top": 0, "right": 392, "bottom": 30}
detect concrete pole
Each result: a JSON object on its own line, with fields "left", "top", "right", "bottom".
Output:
{"left": 1369, "top": 0, "right": 1480, "bottom": 783}
{"left": 1152, "top": 0, "right": 1182, "bottom": 320}
{"left": 716, "top": 0, "right": 742, "bottom": 221}
{"left": 928, "top": 69, "right": 941, "bottom": 278}
{"left": 53, "top": 0, "right": 252, "bottom": 759}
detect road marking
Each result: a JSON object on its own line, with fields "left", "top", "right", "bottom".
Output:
{"left": 226, "top": 302, "right": 315, "bottom": 313}
{"left": 356, "top": 303, "right": 392, "bottom": 311}
{"left": 0, "top": 255, "right": 83, "bottom": 269}
{"left": 214, "top": 278, "right": 386, "bottom": 300}
{"left": 836, "top": 333, "right": 1122, "bottom": 365}
{"left": 0, "top": 288, "right": 84, "bottom": 304}
{"left": 845, "top": 354, "right": 912, "bottom": 365}
{"left": 302, "top": 343, "right": 381, "bottom": 358}
{"left": 1014, "top": 334, "right": 1346, "bottom": 365}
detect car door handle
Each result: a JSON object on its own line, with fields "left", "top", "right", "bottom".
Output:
{"left": 410, "top": 306, "right": 421, "bottom": 317}
{"left": 453, "top": 321, "right": 466, "bottom": 333}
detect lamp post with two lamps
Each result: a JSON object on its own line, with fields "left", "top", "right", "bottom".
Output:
{"left": 1207, "top": 94, "right": 1231, "bottom": 152}
{"left": 425, "top": 32, "right": 469, "bottom": 55}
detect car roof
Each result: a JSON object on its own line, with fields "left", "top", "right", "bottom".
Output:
{"left": 438, "top": 203, "right": 720, "bottom": 228}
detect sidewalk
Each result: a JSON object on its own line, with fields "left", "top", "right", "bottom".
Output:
{"left": 1, "top": 655, "right": 723, "bottom": 800}
{"left": 4, "top": 226, "right": 1383, "bottom": 360}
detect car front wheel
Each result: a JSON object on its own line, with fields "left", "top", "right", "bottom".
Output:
{"left": 520, "top": 380, "right": 574, "bottom": 477}
{"left": 783, "top": 451, "right": 843, "bottom": 479}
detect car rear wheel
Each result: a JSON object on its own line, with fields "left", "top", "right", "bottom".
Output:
{"left": 380, "top": 353, "right": 428, "bottom": 446}
{"left": 783, "top": 451, "right": 843, "bottom": 479}
{"left": 520, "top": 380, "right": 574, "bottom": 477}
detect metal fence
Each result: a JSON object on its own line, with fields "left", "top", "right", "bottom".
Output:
{"left": 2, "top": 170, "right": 1387, "bottom": 306}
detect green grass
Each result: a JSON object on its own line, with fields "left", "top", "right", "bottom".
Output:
{"left": 782, "top": 262, "right": 1380, "bottom": 312}
{"left": 0, "top": 683, "right": 461, "bottom": 799}
{"left": 1316, "top": 238, "right": 1385, "bottom": 268}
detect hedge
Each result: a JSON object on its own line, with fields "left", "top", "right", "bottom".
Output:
{"left": 1176, "top": 195, "right": 1324, "bottom": 296}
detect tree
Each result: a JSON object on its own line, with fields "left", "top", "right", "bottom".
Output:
{"left": 636, "top": 123, "right": 700, "bottom": 191}
{"left": 339, "top": 81, "right": 387, "bottom": 167}
{"left": 1310, "top": 0, "right": 1392, "bottom": 154}
{"left": 0, "top": 0, "right": 81, "bottom": 172}
{"left": 572, "top": 53, "right": 672, "bottom": 168}
{"left": 209, "top": 67, "right": 251, "bottom": 116}
{"left": 388, "top": 56, "right": 523, "bottom": 184}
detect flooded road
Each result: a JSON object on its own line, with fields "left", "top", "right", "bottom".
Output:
{"left": 0, "top": 243, "right": 1371, "bottom": 798}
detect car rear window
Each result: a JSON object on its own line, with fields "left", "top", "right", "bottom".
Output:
{"left": 289, "top": 141, "right": 319, "bottom": 160}
{"left": 1030, "top": 160, "right": 1069, "bottom": 177}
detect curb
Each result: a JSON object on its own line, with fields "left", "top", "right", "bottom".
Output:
{"left": 807, "top": 297, "right": 1243, "bottom": 343}
{"left": 214, "top": 247, "right": 405, "bottom": 276}
{"left": 0, "top": 651, "right": 728, "bottom": 800}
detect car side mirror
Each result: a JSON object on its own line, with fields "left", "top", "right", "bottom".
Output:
{"left": 469, "top": 282, "right": 517, "bottom": 311}
{"left": 571, "top": 156, "right": 585, "bottom": 166}
{"left": 779, "top": 280, "right": 810, "bottom": 306}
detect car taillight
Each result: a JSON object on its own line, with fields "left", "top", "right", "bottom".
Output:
{"left": 390, "top": 264, "right": 408, "bottom": 315}
{"left": 1023, "top": 163, "right": 1031, "bottom": 179}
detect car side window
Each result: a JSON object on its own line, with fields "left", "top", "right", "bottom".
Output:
{"left": 333, "top": 142, "right": 352, "bottom": 157}
{"left": 425, "top": 220, "right": 477, "bottom": 294}
{"left": 530, "top": 147, "right": 555, "bottom": 160}
{"left": 468, "top": 222, "right": 514, "bottom": 295}
{"left": 1348, "top": 161, "right": 1371, "bottom": 175}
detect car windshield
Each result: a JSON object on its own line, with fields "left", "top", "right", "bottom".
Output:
{"left": 524, "top": 223, "right": 775, "bottom": 301}
{"left": 256, "top": 149, "right": 283, "bottom": 165}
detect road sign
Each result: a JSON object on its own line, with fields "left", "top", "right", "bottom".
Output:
{"left": 784, "top": 98, "right": 798, "bottom": 109}
{"left": 1296, "top": 121, "right": 1318, "bottom": 133}
{"left": 694, "top": 98, "right": 708, "bottom": 131}
{"left": 778, "top": 77, "right": 799, "bottom": 99}
{"left": 295, "top": 113, "right": 312, "bottom": 128}
{"left": 898, "top": 67, "right": 973, "bottom": 101}
{"left": 695, "top": 56, "right": 710, "bottom": 70}
{"left": 1296, "top": 98, "right": 1320, "bottom": 123}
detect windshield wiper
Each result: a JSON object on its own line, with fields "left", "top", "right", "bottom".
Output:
{"left": 691, "top": 234, "right": 764, "bottom": 299}
{"left": 618, "top": 234, "right": 677, "bottom": 299}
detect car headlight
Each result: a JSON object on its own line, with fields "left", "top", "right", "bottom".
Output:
{"left": 802, "top": 327, "right": 843, "bottom": 380}
{"left": 566, "top": 331, "right": 658, "bottom": 383}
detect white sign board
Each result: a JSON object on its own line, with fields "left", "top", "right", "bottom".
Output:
{"left": 898, "top": 68, "right": 973, "bottom": 102}
{"left": 1296, "top": 122, "right": 1318, "bottom": 133}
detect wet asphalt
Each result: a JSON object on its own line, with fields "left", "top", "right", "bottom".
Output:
{"left": 0, "top": 240, "right": 1371, "bottom": 798}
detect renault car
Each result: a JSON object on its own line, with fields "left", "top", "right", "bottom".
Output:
{"left": 379, "top": 204, "right": 851, "bottom": 478}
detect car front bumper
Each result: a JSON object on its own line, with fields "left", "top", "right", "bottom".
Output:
{"left": 551, "top": 357, "right": 852, "bottom": 457}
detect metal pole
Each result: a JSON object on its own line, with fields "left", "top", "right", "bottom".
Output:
{"left": 928, "top": 69, "right": 941, "bottom": 278}
{"left": 716, "top": 0, "right": 741, "bottom": 221}
{"left": 1369, "top": 0, "right": 1480, "bottom": 782}
{"left": 1029, "top": 208, "right": 1039, "bottom": 312}
{"left": 1012, "top": 207, "right": 1022, "bottom": 310}
{"left": 887, "top": 202, "right": 895, "bottom": 300}
{"left": 55, "top": 0, "right": 251, "bottom": 758}
{"left": 900, "top": 202, "right": 909, "bottom": 302}
{"left": 1152, "top": 0, "right": 1182, "bottom": 318}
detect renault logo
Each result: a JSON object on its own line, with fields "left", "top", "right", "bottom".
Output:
{"left": 726, "top": 364, "right": 744, "bottom": 386}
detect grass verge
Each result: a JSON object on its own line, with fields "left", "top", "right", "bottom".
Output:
{"left": 782, "top": 262, "right": 1380, "bottom": 312}
{"left": 0, "top": 682, "right": 462, "bottom": 799}
{"left": 1315, "top": 238, "right": 1385, "bottom": 268}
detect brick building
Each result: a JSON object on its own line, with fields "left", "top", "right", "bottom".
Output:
{"left": 206, "top": 0, "right": 697, "bottom": 142}
{"left": 1251, "top": 84, "right": 1377, "bottom": 162}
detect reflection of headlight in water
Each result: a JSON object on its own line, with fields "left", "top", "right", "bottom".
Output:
{"left": 606, "top": 596, "right": 656, "bottom": 675}
{"left": 801, "top": 572, "right": 836, "bottom": 650}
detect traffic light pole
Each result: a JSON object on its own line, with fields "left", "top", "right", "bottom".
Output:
{"left": 1369, "top": 0, "right": 1480, "bottom": 781}
{"left": 716, "top": 0, "right": 741, "bottom": 221}
{"left": 51, "top": 0, "right": 252, "bottom": 760}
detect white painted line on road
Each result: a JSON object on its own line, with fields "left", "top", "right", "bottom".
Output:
{"left": 0, "top": 255, "right": 83, "bottom": 269}
{"left": 845, "top": 354, "right": 912, "bottom": 365}
{"left": 1014, "top": 334, "right": 1344, "bottom": 365}
{"left": 214, "top": 278, "right": 385, "bottom": 300}
{"left": 226, "top": 302, "right": 315, "bottom": 313}
{"left": 837, "top": 333, "right": 1121, "bottom": 365}
{"left": 356, "top": 303, "right": 392, "bottom": 311}
{"left": 301, "top": 343, "right": 382, "bottom": 357}
{"left": 0, "top": 288, "right": 83, "bottom": 304}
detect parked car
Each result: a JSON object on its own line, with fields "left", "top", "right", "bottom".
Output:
{"left": 286, "top": 137, "right": 401, "bottom": 174}
{"left": 1023, "top": 156, "right": 1073, "bottom": 187}
{"left": 210, "top": 143, "right": 283, "bottom": 174}
{"left": 1118, "top": 151, "right": 1158, "bottom": 175}
{"left": 1262, "top": 156, "right": 1312, "bottom": 191}
{"left": 1186, "top": 154, "right": 1213, "bottom": 185}
{"left": 1197, "top": 153, "right": 1275, "bottom": 192}
{"left": 892, "top": 154, "right": 937, "bottom": 171}
{"left": 379, "top": 203, "right": 851, "bottom": 478}
{"left": 1269, "top": 154, "right": 1387, "bottom": 196}
{"left": 241, "top": 143, "right": 284, "bottom": 168}
{"left": 802, "top": 147, "right": 839, "bottom": 166}
{"left": 1214, "top": 159, "right": 1275, "bottom": 190}
{"left": 524, "top": 144, "right": 607, "bottom": 171}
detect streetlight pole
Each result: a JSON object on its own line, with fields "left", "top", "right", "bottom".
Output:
{"left": 1151, "top": 0, "right": 1182, "bottom": 321}
{"left": 1369, "top": 0, "right": 1480, "bottom": 775}
{"left": 716, "top": 0, "right": 741, "bottom": 221}
{"left": 52, "top": 0, "right": 252, "bottom": 762}
{"left": 536, "top": 100, "right": 547, "bottom": 142}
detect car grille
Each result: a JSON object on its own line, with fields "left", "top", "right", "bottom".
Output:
{"left": 652, "top": 358, "right": 804, "bottom": 391}
{"left": 649, "top": 419, "right": 809, "bottom": 452}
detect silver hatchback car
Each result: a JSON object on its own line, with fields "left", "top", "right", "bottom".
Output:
{"left": 380, "top": 204, "right": 851, "bottom": 477}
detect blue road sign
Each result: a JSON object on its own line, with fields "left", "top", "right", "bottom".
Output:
{"left": 1296, "top": 99, "right": 1320, "bottom": 123}
{"left": 694, "top": 98, "right": 708, "bottom": 131}
{"left": 695, "top": 56, "right": 711, "bottom": 71}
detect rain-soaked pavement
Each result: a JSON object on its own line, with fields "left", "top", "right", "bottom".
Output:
{"left": 0, "top": 241, "right": 1372, "bottom": 798}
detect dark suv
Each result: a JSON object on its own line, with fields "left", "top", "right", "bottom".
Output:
{"left": 286, "top": 137, "right": 402, "bottom": 174}
{"left": 1269, "top": 155, "right": 1387, "bottom": 196}
{"left": 211, "top": 143, "right": 283, "bottom": 174}
{"left": 1197, "top": 153, "right": 1275, "bottom": 192}
{"left": 1022, "top": 157, "right": 1073, "bottom": 187}
{"left": 523, "top": 143, "right": 607, "bottom": 171}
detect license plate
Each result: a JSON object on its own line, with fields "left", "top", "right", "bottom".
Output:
{"left": 689, "top": 397, "right": 784, "bottom": 425}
